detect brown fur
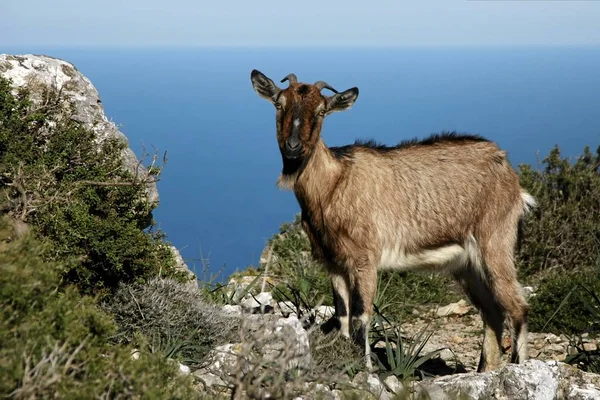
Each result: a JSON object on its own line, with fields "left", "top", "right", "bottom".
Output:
{"left": 251, "top": 70, "right": 534, "bottom": 372}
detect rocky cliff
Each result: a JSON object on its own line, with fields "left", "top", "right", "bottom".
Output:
{"left": 0, "top": 53, "right": 195, "bottom": 281}
{"left": 0, "top": 54, "right": 158, "bottom": 204}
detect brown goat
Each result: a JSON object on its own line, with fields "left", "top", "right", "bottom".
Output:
{"left": 250, "top": 69, "right": 535, "bottom": 372}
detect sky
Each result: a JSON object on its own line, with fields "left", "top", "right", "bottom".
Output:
{"left": 2, "top": 0, "right": 600, "bottom": 47}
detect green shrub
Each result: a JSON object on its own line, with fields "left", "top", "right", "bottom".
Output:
{"left": 0, "top": 217, "right": 200, "bottom": 399}
{"left": 0, "top": 75, "right": 183, "bottom": 294}
{"left": 517, "top": 145, "right": 600, "bottom": 334}
{"left": 528, "top": 270, "right": 600, "bottom": 334}
{"left": 518, "top": 145, "right": 600, "bottom": 278}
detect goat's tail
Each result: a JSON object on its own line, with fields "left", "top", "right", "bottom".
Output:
{"left": 517, "top": 190, "right": 536, "bottom": 253}
{"left": 520, "top": 190, "right": 537, "bottom": 214}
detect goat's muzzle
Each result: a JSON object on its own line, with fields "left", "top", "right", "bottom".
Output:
{"left": 284, "top": 137, "right": 303, "bottom": 160}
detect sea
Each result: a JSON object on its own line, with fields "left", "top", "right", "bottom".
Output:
{"left": 2, "top": 46, "right": 599, "bottom": 280}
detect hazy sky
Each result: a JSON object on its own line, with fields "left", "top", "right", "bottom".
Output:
{"left": 3, "top": 0, "right": 600, "bottom": 47}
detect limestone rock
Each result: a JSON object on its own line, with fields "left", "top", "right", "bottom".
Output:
{"left": 415, "top": 360, "right": 600, "bottom": 400}
{"left": 436, "top": 299, "right": 471, "bottom": 317}
{"left": 241, "top": 291, "right": 274, "bottom": 313}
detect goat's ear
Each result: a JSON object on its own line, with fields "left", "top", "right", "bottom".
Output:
{"left": 326, "top": 87, "right": 359, "bottom": 115}
{"left": 251, "top": 69, "right": 280, "bottom": 103}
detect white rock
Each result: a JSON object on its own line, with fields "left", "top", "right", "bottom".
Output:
{"left": 241, "top": 291, "right": 273, "bottom": 312}
{"left": 383, "top": 375, "right": 404, "bottom": 395}
{"left": 178, "top": 363, "right": 190, "bottom": 374}
{"left": 499, "top": 360, "right": 559, "bottom": 400}
{"left": 367, "top": 374, "right": 391, "bottom": 400}
{"left": 130, "top": 348, "right": 140, "bottom": 360}
{"left": 193, "top": 369, "right": 228, "bottom": 390}
{"left": 569, "top": 385, "right": 600, "bottom": 400}
{"left": 276, "top": 301, "right": 297, "bottom": 317}
{"left": 315, "top": 305, "right": 335, "bottom": 323}
{"left": 264, "top": 315, "right": 311, "bottom": 370}
{"left": 436, "top": 299, "right": 471, "bottom": 317}
{"left": 222, "top": 304, "right": 242, "bottom": 315}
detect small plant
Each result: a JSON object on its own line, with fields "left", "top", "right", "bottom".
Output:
{"left": 371, "top": 312, "right": 446, "bottom": 381}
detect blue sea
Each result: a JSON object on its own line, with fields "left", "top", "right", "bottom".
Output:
{"left": 2, "top": 46, "right": 599, "bottom": 279}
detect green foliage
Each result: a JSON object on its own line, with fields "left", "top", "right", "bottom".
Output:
{"left": 371, "top": 315, "right": 445, "bottom": 381}
{"left": 0, "top": 76, "right": 182, "bottom": 294}
{"left": 0, "top": 217, "right": 200, "bottom": 399}
{"left": 518, "top": 145, "right": 600, "bottom": 278}
{"left": 517, "top": 145, "right": 600, "bottom": 334}
{"left": 104, "top": 277, "right": 238, "bottom": 366}
{"left": 266, "top": 215, "right": 333, "bottom": 308}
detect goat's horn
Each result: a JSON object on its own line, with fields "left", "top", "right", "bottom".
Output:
{"left": 280, "top": 74, "right": 298, "bottom": 85}
{"left": 314, "top": 81, "right": 339, "bottom": 93}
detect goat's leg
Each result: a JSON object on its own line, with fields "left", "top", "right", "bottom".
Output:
{"left": 454, "top": 267, "right": 505, "bottom": 372}
{"left": 321, "top": 273, "right": 352, "bottom": 337}
{"left": 483, "top": 254, "right": 529, "bottom": 365}
{"left": 350, "top": 266, "right": 377, "bottom": 370}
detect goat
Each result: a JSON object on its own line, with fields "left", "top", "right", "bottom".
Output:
{"left": 250, "top": 69, "right": 535, "bottom": 372}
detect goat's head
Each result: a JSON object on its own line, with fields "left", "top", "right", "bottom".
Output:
{"left": 251, "top": 70, "right": 359, "bottom": 161}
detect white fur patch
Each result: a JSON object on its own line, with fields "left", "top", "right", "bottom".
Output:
{"left": 379, "top": 243, "right": 466, "bottom": 271}
{"left": 293, "top": 119, "right": 300, "bottom": 127}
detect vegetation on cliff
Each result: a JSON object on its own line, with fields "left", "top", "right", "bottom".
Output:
{"left": 1, "top": 68, "right": 600, "bottom": 398}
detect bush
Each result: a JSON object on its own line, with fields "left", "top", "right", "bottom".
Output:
{"left": 104, "top": 277, "right": 239, "bottom": 366}
{"left": 0, "top": 217, "right": 200, "bottom": 399}
{"left": 518, "top": 145, "right": 600, "bottom": 278}
{"left": 517, "top": 145, "right": 600, "bottom": 334}
{"left": 0, "top": 75, "right": 183, "bottom": 294}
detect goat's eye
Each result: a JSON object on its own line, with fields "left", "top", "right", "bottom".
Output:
{"left": 318, "top": 110, "right": 326, "bottom": 117}
{"left": 275, "top": 103, "right": 282, "bottom": 110}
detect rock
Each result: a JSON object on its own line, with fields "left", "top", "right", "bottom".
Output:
{"left": 203, "top": 343, "right": 242, "bottom": 374}
{"left": 169, "top": 245, "right": 198, "bottom": 289}
{"left": 436, "top": 299, "right": 471, "bottom": 317}
{"left": 315, "top": 305, "right": 335, "bottom": 324}
{"left": 130, "top": 348, "right": 140, "bottom": 360}
{"left": 568, "top": 385, "right": 600, "bottom": 400}
{"left": 352, "top": 372, "right": 392, "bottom": 400}
{"left": 383, "top": 375, "right": 404, "bottom": 395}
{"left": 545, "top": 333, "right": 563, "bottom": 344}
{"left": 416, "top": 363, "right": 498, "bottom": 400}
{"left": 193, "top": 369, "right": 229, "bottom": 392}
{"left": 295, "top": 383, "right": 342, "bottom": 400}
{"left": 178, "top": 363, "right": 190, "bottom": 375}
{"left": 583, "top": 343, "right": 598, "bottom": 352}
{"left": 415, "top": 360, "right": 600, "bottom": 400}
{"left": 201, "top": 314, "right": 311, "bottom": 385}
{"left": 276, "top": 301, "right": 298, "bottom": 317}
{"left": 499, "top": 360, "right": 560, "bottom": 400}
{"left": 263, "top": 315, "right": 311, "bottom": 370}
{"left": 241, "top": 291, "right": 274, "bottom": 313}
{"left": 0, "top": 54, "right": 158, "bottom": 204}
{"left": 227, "top": 275, "right": 261, "bottom": 302}
{"left": 222, "top": 304, "right": 242, "bottom": 315}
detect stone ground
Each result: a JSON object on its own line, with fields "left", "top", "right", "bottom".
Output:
{"left": 396, "top": 300, "right": 598, "bottom": 375}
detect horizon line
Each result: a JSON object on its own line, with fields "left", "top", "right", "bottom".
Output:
{"left": 2, "top": 43, "right": 600, "bottom": 50}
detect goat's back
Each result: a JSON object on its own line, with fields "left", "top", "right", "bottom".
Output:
{"left": 327, "top": 137, "right": 523, "bottom": 258}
